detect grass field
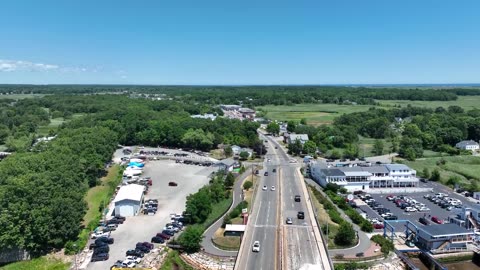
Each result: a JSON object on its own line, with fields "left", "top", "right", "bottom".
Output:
{"left": 379, "top": 96, "right": 480, "bottom": 110}
{"left": 400, "top": 155, "right": 480, "bottom": 186}
{"left": 37, "top": 113, "right": 86, "bottom": 136}
{"left": 0, "top": 94, "right": 46, "bottom": 100}
{"left": 0, "top": 257, "right": 69, "bottom": 270}
{"left": 257, "top": 103, "right": 374, "bottom": 125}
{"left": 258, "top": 96, "right": 480, "bottom": 126}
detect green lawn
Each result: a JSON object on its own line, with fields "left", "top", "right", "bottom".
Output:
{"left": 358, "top": 136, "right": 392, "bottom": 157}
{"left": 378, "top": 96, "right": 480, "bottom": 110}
{"left": 37, "top": 113, "right": 86, "bottom": 136}
{"left": 201, "top": 196, "right": 232, "bottom": 230}
{"left": 400, "top": 155, "right": 480, "bottom": 186}
{"left": 257, "top": 103, "right": 374, "bottom": 125}
{"left": 0, "top": 94, "right": 46, "bottom": 100}
{"left": 258, "top": 96, "right": 480, "bottom": 126}
{"left": 0, "top": 257, "right": 69, "bottom": 270}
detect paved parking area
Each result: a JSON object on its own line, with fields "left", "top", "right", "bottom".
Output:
{"left": 359, "top": 187, "right": 473, "bottom": 232}
{"left": 87, "top": 159, "right": 215, "bottom": 270}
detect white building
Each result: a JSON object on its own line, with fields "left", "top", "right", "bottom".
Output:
{"left": 310, "top": 163, "right": 418, "bottom": 192}
{"left": 191, "top": 114, "right": 217, "bottom": 121}
{"left": 286, "top": 134, "right": 309, "bottom": 145}
{"left": 114, "top": 184, "right": 145, "bottom": 217}
{"left": 455, "top": 140, "right": 479, "bottom": 151}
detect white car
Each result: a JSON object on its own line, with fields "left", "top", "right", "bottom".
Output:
{"left": 405, "top": 207, "right": 417, "bottom": 212}
{"left": 286, "top": 217, "right": 293, "bottom": 224}
{"left": 122, "top": 260, "right": 136, "bottom": 268}
{"left": 252, "top": 241, "right": 260, "bottom": 252}
{"left": 418, "top": 207, "right": 430, "bottom": 212}
{"left": 262, "top": 185, "right": 267, "bottom": 191}
{"left": 380, "top": 213, "right": 392, "bottom": 218}
{"left": 91, "top": 231, "right": 109, "bottom": 239}
{"left": 125, "top": 256, "right": 141, "bottom": 264}
{"left": 271, "top": 186, "right": 276, "bottom": 191}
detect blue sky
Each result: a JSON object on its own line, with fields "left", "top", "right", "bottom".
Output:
{"left": 0, "top": 0, "right": 479, "bottom": 84}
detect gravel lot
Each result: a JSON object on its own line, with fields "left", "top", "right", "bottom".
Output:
{"left": 359, "top": 183, "right": 473, "bottom": 232}
{"left": 86, "top": 159, "right": 215, "bottom": 270}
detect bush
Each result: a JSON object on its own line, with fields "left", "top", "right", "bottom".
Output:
{"left": 243, "top": 180, "right": 253, "bottom": 190}
{"left": 371, "top": 235, "right": 394, "bottom": 256}
{"left": 178, "top": 225, "right": 204, "bottom": 253}
{"left": 334, "top": 222, "right": 356, "bottom": 246}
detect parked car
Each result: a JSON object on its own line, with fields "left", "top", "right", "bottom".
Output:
{"left": 95, "top": 236, "right": 114, "bottom": 245}
{"left": 93, "top": 245, "right": 109, "bottom": 254}
{"left": 135, "top": 245, "right": 150, "bottom": 253}
{"left": 419, "top": 217, "right": 430, "bottom": 225}
{"left": 125, "top": 255, "right": 142, "bottom": 264}
{"left": 162, "top": 230, "right": 175, "bottom": 236}
{"left": 126, "top": 249, "right": 144, "bottom": 258}
{"left": 168, "top": 181, "right": 178, "bottom": 186}
{"left": 91, "top": 231, "right": 109, "bottom": 239}
{"left": 157, "top": 233, "right": 171, "bottom": 240}
{"left": 122, "top": 260, "right": 136, "bottom": 268}
{"left": 431, "top": 216, "right": 443, "bottom": 224}
{"left": 373, "top": 223, "right": 384, "bottom": 229}
{"left": 151, "top": 236, "right": 165, "bottom": 243}
{"left": 91, "top": 253, "right": 109, "bottom": 262}
{"left": 137, "top": 242, "right": 154, "bottom": 250}
{"left": 384, "top": 215, "right": 398, "bottom": 220}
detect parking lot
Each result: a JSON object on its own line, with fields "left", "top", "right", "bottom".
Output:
{"left": 358, "top": 185, "right": 474, "bottom": 233}
{"left": 87, "top": 159, "right": 216, "bottom": 270}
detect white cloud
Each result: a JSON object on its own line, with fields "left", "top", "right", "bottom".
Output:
{"left": 0, "top": 59, "right": 60, "bottom": 72}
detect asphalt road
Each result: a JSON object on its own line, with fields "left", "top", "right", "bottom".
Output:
{"left": 236, "top": 134, "right": 324, "bottom": 270}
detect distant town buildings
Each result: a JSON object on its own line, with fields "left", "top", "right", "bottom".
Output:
{"left": 191, "top": 113, "right": 217, "bottom": 121}
{"left": 220, "top": 104, "right": 256, "bottom": 121}
{"left": 284, "top": 133, "right": 309, "bottom": 145}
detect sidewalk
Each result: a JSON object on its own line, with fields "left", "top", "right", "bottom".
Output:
{"left": 305, "top": 178, "right": 372, "bottom": 257}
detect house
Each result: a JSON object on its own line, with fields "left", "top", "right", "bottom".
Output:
{"left": 449, "top": 204, "right": 480, "bottom": 231}
{"left": 286, "top": 134, "right": 309, "bottom": 145}
{"left": 455, "top": 140, "right": 479, "bottom": 151}
{"left": 217, "top": 158, "right": 240, "bottom": 172}
{"left": 114, "top": 184, "right": 145, "bottom": 217}
{"left": 310, "top": 163, "right": 418, "bottom": 192}
{"left": 231, "top": 145, "right": 242, "bottom": 155}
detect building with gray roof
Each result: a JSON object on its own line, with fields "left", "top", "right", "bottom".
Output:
{"left": 455, "top": 140, "right": 479, "bottom": 151}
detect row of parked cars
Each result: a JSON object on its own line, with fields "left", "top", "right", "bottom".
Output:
{"left": 424, "top": 193, "right": 463, "bottom": 211}
{"left": 142, "top": 199, "right": 159, "bottom": 215}
{"left": 359, "top": 194, "right": 398, "bottom": 223}
{"left": 90, "top": 216, "right": 126, "bottom": 262}
{"left": 386, "top": 195, "right": 431, "bottom": 212}
{"left": 110, "top": 242, "right": 153, "bottom": 268}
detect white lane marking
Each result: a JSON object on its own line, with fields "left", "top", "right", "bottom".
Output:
{"left": 254, "top": 201, "right": 262, "bottom": 225}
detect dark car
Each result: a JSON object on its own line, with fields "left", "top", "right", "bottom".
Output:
{"left": 294, "top": 195, "right": 301, "bottom": 202}
{"left": 151, "top": 236, "right": 165, "bottom": 243}
{"left": 419, "top": 217, "right": 430, "bottom": 225}
{"left": 93, "top": 245, "right": 109, "bottom": 254}
{"left": 264, "top": 172, "right": 269, "bottom": 176}
{"left": 91, "top": 253, "right": 109, "bottom": 262}
{"left": 157, "top": 233, "right": 171, "bottom": 240}
{"left": 168, "top": 181, "right": 178, "bottom": 186}
{"left": 89, "top": 241, "right": 108, "bottom": 250}
{"left": 111, "top": 260, "right": 124, "bottom": 268}
{"left": 255, "top": 170, "right": 259, "bottom": 175}
{"left": 384, "top": 215, "right": 398, "bottom": 220}
{"left": 272, "top": 168, "right": 277, "bottom": 173}
{"left": 95, "top": 237, "right": 114, "bottom": 245}
{"left": 135, "top": 245, "right": 150, "bottom": 253}
{"left": 162, "top": 230, "right": 175, "bottom": 236}
{"left": 126, "top": 249, "right": 144, "bottom": 257}
{"left": 297, "top": 211, "right": 305, "bottom": 219}
{"left": 137, "top": 242, "right": 154, "bottom": 250}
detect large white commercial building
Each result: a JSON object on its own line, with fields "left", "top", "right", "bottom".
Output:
{"left": 114, "top": 184, "right": 145, "bottom": 217}
{"left": 310, "top": 163, "right": 418, "bottom": 192}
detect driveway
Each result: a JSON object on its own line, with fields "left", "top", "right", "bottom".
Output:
{"left": 86, "top": 159, "right": 215, "bottom": 270}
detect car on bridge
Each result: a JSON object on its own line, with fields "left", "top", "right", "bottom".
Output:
{"left": 286, "top": 217, "right": 293, "bottom": 224}
{"left": 297, "top": 211, "right": 305, "bottom": 219}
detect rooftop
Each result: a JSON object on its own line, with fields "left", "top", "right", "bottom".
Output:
{"left": 289, "top": 134, "right": 309, "bottom": 141}
{"left": 225, "top": 224, "right": 246, "bottom": 232}
{"left": 114, "top": 184, "right": 145, "bottom": 203}
{"left": 384, "top": 164, "right": 411, "bottom": 172}
{"left": 456, "top": 140, "right": 479, "bottom": 146}
{"left": 419, "top": 223, "right": 472, "bottom": 237}
{"left": 320, "top": 168, "right": 344, "bottom": 177}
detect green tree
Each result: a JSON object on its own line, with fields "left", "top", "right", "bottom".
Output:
{"left": 239, "top": 151, "right": 249, "bottom": 160}
{"left": 266, "top": 122, "right": 280, "bottom": 135}
{"left": 343, "top": 144, "right": 359, "bottom": 159}
{"left": 287, "top": 120, "right": 297, "bottom": 132}
{"left": 422, "top": 168, "right": 430, "bottom": 179}
{"left": 225, "top": 172, "right": 235, "bottom": 187}
{"left": 430, "top": 168, "right": 441, "bottom": 182}
{"left": 224, "top": 146, "right": 233, "bottom": 157}
{"left": 243, "top": 180, "right": 253, "bottom": 190}
{"left": 300, "top": 118, "right": 307, "bottom": 125}
{"left": 184, "top": 187, "right": 212, "bottom": 224}
{"left": 330, "top": 149, "right": 341, "bottom": 160}
{"left": 288, "top": 139, "right": 303, "bottom": 156}
{"left": 182, "top": 128, "right": 215, "bottom": 151}
{"left": 373, "top": 139, "right": 384, "bottom": 156}
{"left": 178, "top": 225, "right": 204, "bottom": 253}
{"left": 303, "top": 140, "right": 317, "bottom": 155}
{"left": 334, "top": 222, "right": 356, "bottom": 246}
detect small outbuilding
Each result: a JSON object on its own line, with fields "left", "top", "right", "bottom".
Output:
{"left": 224, "top": 224, "right": 246, "bottom": 236}
{"left": 114, "top": 184, "right": 145, "bottom": 217}
{"left": 455, "top": 140, "right": 479, "bottom": 151}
